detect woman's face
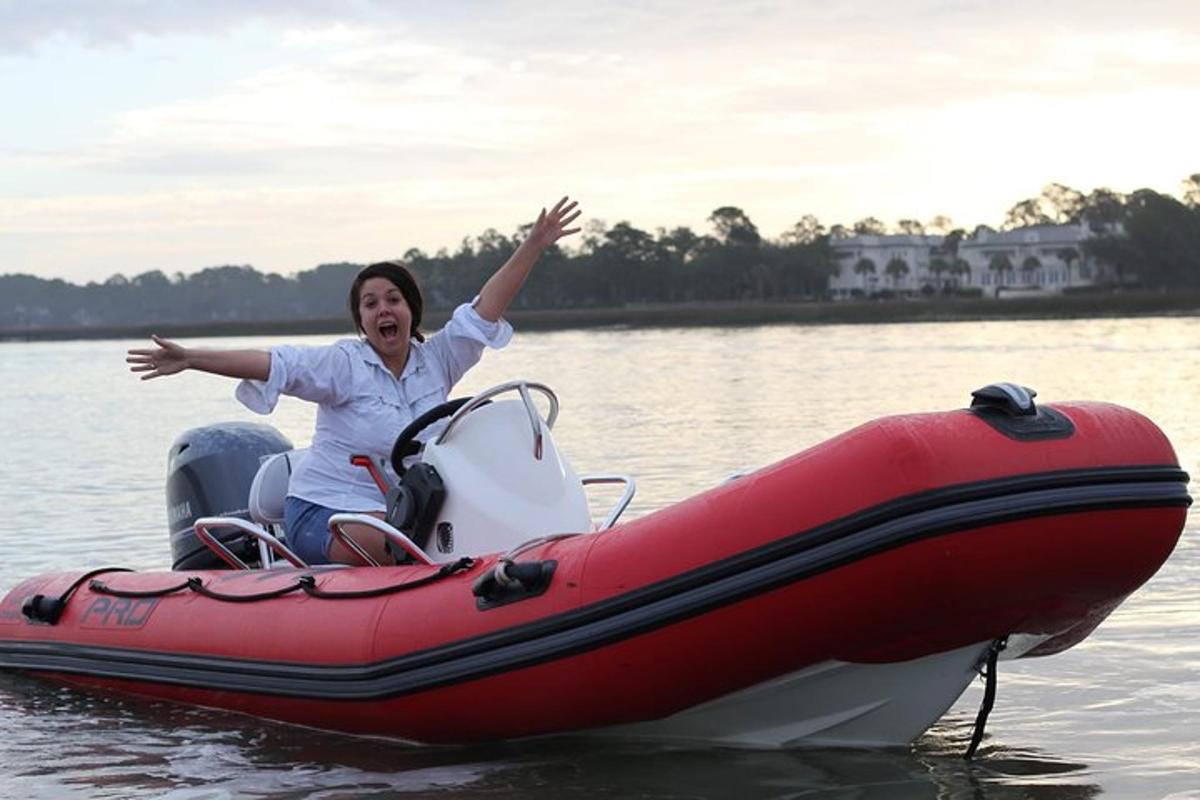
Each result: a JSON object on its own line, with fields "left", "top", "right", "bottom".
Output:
{"left": 357, "top": 276, "right": 413, "bottom": 364}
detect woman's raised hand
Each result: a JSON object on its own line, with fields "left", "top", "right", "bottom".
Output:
{"left": 127, "top": 334, "right": 189, "bottom": 380}
{"left": 528, "top": 197, "right": 582, "bottom": 251}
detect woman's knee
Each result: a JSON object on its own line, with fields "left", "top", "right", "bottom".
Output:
{"left": 283, "top": 497, "right": 335, "bottom": 565}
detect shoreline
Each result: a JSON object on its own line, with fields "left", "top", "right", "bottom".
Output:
{"left": 3, "top": 290, "right": 1198, "bottom": 342}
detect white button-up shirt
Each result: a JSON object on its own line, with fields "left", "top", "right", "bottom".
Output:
{"left": 235, "top": 301, "right": 512, "bottom": 511}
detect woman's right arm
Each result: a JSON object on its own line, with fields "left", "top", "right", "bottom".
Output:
{"left": 127, "top": 334, "right": 271, "bottom": 381}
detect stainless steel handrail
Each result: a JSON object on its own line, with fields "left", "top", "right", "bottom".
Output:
{"left": 518, "top": 382, "right": 543, "bottom": 460}
{"left": 193, "top": 516, "right": 309, "bottom": 570}
{"left": 327, "top": 513, "right": 435, "bottom": 567}
{"left": 433, "top": 380, "right": 559, "bottom": 461}
{"left": 580, "top": 474, "right": 637, "bottom": 530}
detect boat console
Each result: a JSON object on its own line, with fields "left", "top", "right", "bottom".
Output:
{"left": 181, "top": 380, "right": 635, "bottom": 570}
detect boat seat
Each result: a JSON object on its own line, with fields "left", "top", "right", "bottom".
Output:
{"left": 247, "top": 449, "right": 307, "bottom": 566}
{"left": 249, "top": 449, "right": 307, "bottom": 530}
{"left": 192, "top": 449, "right": 310, "bottom": 570}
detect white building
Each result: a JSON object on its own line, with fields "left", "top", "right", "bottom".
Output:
{"left": 960, "top": 222, "right": 1121, "bottom": 298}
{"left": 827, "top": 234, "right": 945, "bottom": 299}
{"left": 828, "top": 223, "right": 1123, "bottom": 299}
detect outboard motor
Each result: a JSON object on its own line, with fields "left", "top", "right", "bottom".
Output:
{"left": 166, "top": 422, "right": 293, "bottom": 570}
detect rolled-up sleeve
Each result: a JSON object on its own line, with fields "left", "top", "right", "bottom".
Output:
{"left": 424, "top": 299, "right": 513, "bottom": 387}
{"left": 455, "top": 298, "right": 514, "bottom": 347}
{"left": 236, "top": 343, "right": 353, "bottom": 413}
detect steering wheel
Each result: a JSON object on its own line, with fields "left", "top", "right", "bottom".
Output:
{"left": 389, "top": 397, "right": 471, "bottom": 476}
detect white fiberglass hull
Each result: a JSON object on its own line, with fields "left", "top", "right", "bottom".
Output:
{"left": 593, "top": 642, "right": 993, "bottom": 749}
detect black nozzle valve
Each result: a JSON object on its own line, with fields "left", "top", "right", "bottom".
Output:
{"left": 22, "top": 594, "right": 66, "bottom": 625}
{"left": 472, "top": 559, "right": 557, "bottom": 610}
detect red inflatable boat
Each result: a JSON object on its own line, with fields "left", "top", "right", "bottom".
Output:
{"left": 0, "top": 382, "right": 1189, "bottom": 748}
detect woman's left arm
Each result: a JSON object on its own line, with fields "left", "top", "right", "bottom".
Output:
{"left": 474, "top": 197, "right": 581, "bottom": 322}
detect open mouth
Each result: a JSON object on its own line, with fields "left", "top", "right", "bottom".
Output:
{"left": 378, "top": 321, "right": 400, "bottom": 342}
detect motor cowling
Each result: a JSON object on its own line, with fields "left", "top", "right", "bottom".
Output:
{"left": 166, "top": 422, "right": 293, "bottom": 571}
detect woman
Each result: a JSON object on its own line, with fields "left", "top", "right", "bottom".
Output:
{"left": 128, "top": 197, "right": 581, "bottom": 565}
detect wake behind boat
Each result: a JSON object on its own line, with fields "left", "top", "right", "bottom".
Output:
{"left": 0, "top": 381, "right": 1189, "bottom": 749}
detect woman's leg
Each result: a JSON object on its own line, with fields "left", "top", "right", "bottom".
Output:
{"left": 327, "top": 511, "right": 396, "bottom": 566}
{"left": 284, "top": 497, "right": 395, "bottom": 566}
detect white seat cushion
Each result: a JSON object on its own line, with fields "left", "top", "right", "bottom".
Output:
{"left": 249, "top": 449, "right": 307, "bottom": 526}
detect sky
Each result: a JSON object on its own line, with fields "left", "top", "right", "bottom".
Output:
{"left": 2, "top": 1, "right": 1199, "bottom": 284}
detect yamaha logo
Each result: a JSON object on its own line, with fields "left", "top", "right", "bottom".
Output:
{"left": 167, "top": 500, "right": 192, "bottom": 525}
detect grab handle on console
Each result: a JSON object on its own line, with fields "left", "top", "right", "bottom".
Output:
{"left": 434, "top": 380, "right": 559, "bottom": 461}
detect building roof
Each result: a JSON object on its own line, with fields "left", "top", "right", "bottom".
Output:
{"left": 962, "top": 223, "right": 1089, "bottom": 249}
{"left": 831, "top": 234, "right": 944, "bottom": 249}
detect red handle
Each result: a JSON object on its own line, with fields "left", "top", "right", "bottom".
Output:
{"left": 350, "top": 455, "right": 391, "bottom": 496}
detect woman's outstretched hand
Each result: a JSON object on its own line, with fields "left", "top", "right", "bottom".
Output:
{"left": 469, "top": 195, "right": 585, "bottom": 322}
{"left": 127, "top": 334, "right": 189, "bottom": 380}
{"left": 527, "top": 196, "right": 582, "bottom": 251}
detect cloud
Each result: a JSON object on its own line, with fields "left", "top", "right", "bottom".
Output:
{"left": 0, "top": 181, "right": 535, "bottom": 277}
{"left": 9, "top": 33, "right": 564, "bottom": 181}
{"left": 727, "top": 28, "right": 1200, "bottom": 121}
{"left": 3, "top": 0, "right": 1199, "bottom": 281}
{"left": 8, "top": 0, "right": 1194, "bottom": 54}
{"left": 0, "top": 0, "right": 356, "bottom": 51}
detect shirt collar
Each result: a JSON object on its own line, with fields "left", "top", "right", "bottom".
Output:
{"left": 354, "top": 337, "right": 424, "bottom": 380}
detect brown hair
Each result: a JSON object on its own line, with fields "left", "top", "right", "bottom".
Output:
{"left": 348, "top": 261, "right": 425, "bottom": 343}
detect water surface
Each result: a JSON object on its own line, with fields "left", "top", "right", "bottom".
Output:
{"left": 0, "top": 316, "right": 1196, "bottom": 798}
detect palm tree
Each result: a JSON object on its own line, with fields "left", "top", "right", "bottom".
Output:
{"left": 1021, "top": 256, "right": 1041, "bottom": 285}
{"left": 885, "top": 257, "right": 910, "bottom": 288}
{"left": 988, "top": 253, "right": 1013, "bottom": 286}
{"left": 929, "top": 257, "right": 950, "bottom": 289}
{"left": 854, "top": 257, "right": 877, "bottom": 291}
{"left": 949, "top": 257, "right": 971, "bottom": 288}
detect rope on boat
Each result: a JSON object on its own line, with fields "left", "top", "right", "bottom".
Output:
{"left": 21, "top": 567, "right": 135, "bottom": 625}
{"left": 86, "top": 579, "right": 194, "bottom": 598}
{"left": 964, "top": 635, "right": 1008, "bottom": 761}
{"left": 488, "top": 533, "right": 578, "bottom": 590}
{"left": 187, "top": 577, "right": 308, "bottom": 603}
{"left": 85, "top": 557, "right": 475, "bottom": 605}
{"left": 300, "top": 558, "right": 475, "bottom": 599}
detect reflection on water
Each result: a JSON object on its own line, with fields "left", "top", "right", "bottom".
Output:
{"left": 1, "top": 317, "right": 1197, "bottom": 797}
{"left": 0, "top": 673, "right": 1102, "bottom": 800}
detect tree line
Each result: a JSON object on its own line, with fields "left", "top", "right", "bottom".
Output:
{"left": 2, "top": 175, "right": 1198, "bottom": 330}
{"left": 998, "top": 177, "right": 1200, "bottom": 289}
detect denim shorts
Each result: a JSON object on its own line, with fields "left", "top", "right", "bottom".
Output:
{"left": 282, "top": 496, "right": 340, "bottom": 565}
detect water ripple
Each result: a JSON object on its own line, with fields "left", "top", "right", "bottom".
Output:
{"left": 1, "top": 320, "right": 1198, "bottom": 798}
